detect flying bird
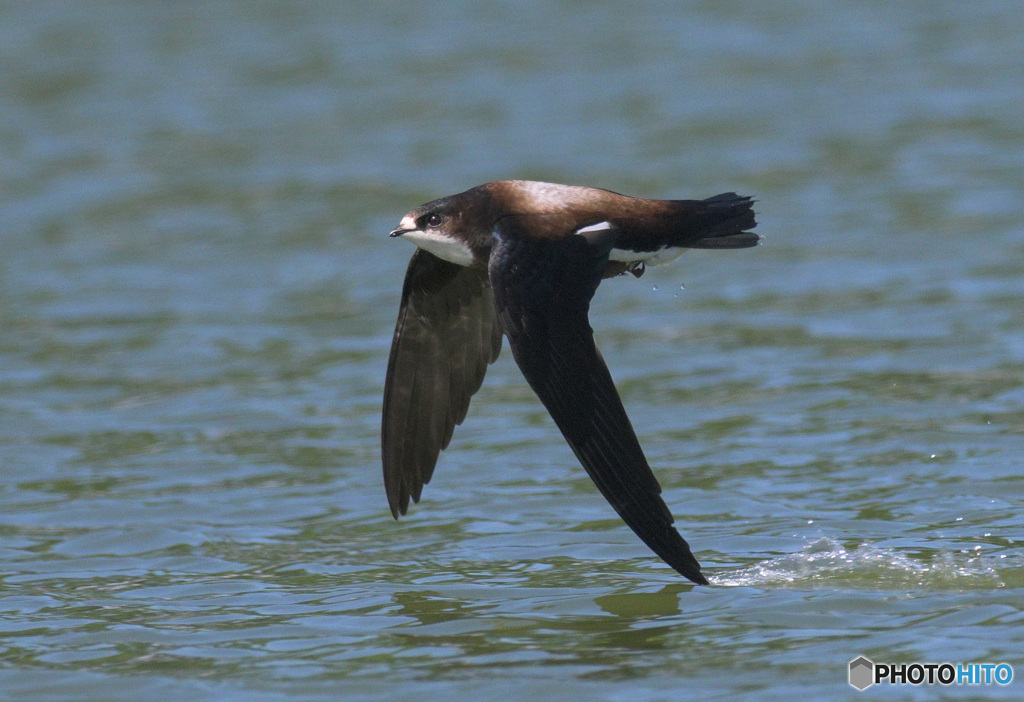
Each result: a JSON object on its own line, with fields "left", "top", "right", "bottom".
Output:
{"left": 382, "top": 180, "right": 758, "bottom": 585}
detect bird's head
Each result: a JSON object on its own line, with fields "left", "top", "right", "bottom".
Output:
{"left": 391, "top": 188, "right": 501, "bottom": 266}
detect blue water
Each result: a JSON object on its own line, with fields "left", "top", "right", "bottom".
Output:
{"left": 1, "top": 2, "right": 1023, "bottom": 700}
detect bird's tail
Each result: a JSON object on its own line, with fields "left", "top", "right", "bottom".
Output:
{"left": 683, "top": 192, "right": 759, "bottom": 249}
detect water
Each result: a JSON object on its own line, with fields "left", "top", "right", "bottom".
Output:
{"left": 2, "top": 2, "right": 1023, "bottom": 700}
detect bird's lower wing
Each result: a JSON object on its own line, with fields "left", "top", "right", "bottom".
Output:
{"left": 488, "top": 217, "right": 707, "bottom": 584}
{"left": 382, "top": 249, "right": 503, "bottom": 518}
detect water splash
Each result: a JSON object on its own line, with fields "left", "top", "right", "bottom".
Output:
{"left": 713, "top": 538, "right": 1005, "bottom": 590}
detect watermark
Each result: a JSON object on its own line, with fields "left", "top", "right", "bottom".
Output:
{"left": 849, "top": 656, "right": 1013, "bottom": 691}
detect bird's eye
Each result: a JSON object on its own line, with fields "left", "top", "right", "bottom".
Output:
{"left": 424, "top": 213, "right": 443, "bottom": 228}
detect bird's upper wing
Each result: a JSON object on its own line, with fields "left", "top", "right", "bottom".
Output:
{"left": 382, "top": 249, "right": 503, "bottom": 518}
{"left": 487, "top": 216, "right": 707, "bottom": 584}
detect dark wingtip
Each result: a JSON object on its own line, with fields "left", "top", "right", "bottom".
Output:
{"left": 385, "top": 483, "right": 410, "bottom": 520}
{"left": 666, "top": 558, "right": 709, "bottom": 585}
{"left": 688, "top": 569, "right": 710, "bottom": 586}
{"left": 645, "top": 526, "right": 709, "bottom": 585}
{"left": 668, "top": 555, "right": 709, "bottom": 585}
{"left": 386, "top": 493, "right": 401, "bottom": 519}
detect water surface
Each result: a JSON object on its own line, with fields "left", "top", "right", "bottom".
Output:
{"left": 2, "top": 2, "right": 1023, "bottom": 700}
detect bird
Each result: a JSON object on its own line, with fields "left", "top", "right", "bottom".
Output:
{"left": 382, "top": 180, "right": 758, "bottom": 585}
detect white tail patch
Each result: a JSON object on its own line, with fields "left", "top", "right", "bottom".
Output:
{"left": 575, "top": 221, "right": 613, "bottom": 236}
{"left": 574, "top": 221, "right": 616, "bottom": 246}
{"left": 609, "top": 245, "right": 686, "bottom": 266}
{"left": 576, "top": 221, "right": 684, "bottom": 266}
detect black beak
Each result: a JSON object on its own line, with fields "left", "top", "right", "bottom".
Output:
{"left": 390, "top": 228, "right": 414, "bottom": 238}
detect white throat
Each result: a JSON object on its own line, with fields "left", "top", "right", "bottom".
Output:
{"left": 401, "top": 229, "right": 475, "bottom": 266}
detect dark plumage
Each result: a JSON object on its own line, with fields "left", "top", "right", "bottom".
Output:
{"left": 382, "top": 180, "right": 759, "bottom": 585}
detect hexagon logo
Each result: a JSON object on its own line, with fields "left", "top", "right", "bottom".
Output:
{"left": 849, "top": 656, "right": 874, "bottom": 690}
